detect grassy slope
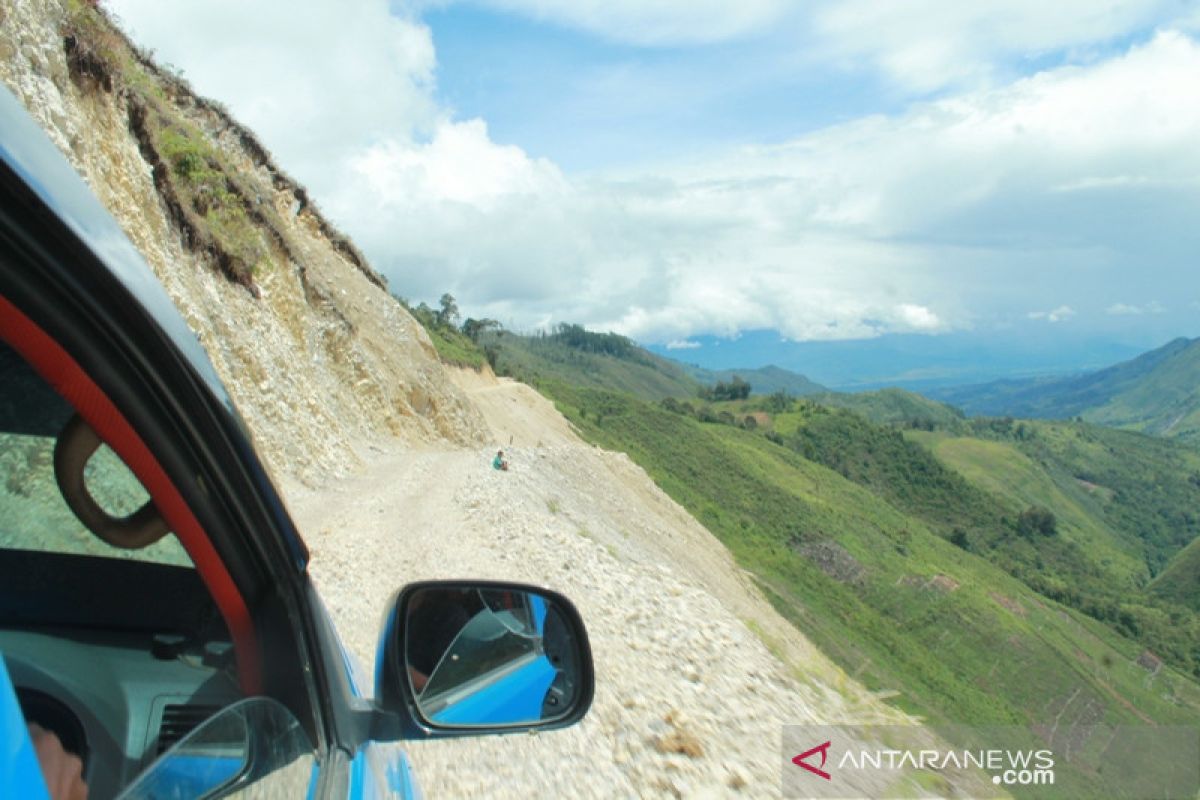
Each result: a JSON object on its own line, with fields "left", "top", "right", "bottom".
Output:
{"left": 811, "top": 387, "right": 967, "bottom": 429}
{"left": 1084, "top": 341, "right": 1200, "bottom": 444}
{"left": 757, "top": 403, "right": 1200, "bottom": 677}
{"left": 1006, "top": 421, "right": 1200, "bottom": 573}
{"left": 482, "top": 331, "right": 701, "bottom": 400}
{"left": 544, "top": 382, "right": 1200, "bottom": 742}
{"left": 425, "top": 324, "right": 487, "bottom": 369}
{"left": 906, "top": 431, "right": 1145, "bottom": 584}
{"left": 1151, "top": 536, "right": 1200, "bottom": 610}
{"left": 904, "top": 420, "right": 1200, "bottom": 673}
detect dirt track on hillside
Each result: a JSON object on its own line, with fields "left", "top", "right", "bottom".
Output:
{"left": 287, "top": 371, "right": 917, "bottom": 798}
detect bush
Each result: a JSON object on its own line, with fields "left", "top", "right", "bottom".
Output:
{"left": 1017, "top": 506, "right": 1058, "bottom": 537}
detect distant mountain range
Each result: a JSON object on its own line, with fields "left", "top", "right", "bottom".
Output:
{"left": 930, "top": 337, "right": 1200, "bottom": 444}
{"left": 478, "top": 326, "right": 1200, "bottom": 450}
{"left": 648, "top": 330, "right": 1148, "bottom": 391}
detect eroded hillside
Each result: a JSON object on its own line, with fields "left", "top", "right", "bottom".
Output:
{"left": 1, "top": 0, "right": 489, "bottom": 486}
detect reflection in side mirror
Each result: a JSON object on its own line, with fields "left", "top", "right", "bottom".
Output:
{"left": 402, "top": 583, "right": 591, "bottom": 729}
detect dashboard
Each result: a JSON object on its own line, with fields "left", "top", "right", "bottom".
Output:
{"left": 0, "top": 551, "right": 241, "bottom": 799}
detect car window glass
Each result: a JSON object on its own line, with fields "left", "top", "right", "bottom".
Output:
{"left": 423, "top": 595, "right": 541, "bottom": 700}
{"left": 0, "top": 341, "right": 191, "bottom": 567}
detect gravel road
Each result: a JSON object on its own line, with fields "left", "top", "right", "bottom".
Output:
{"left": 285, "top": 374, "right": 909, "bottom": 798}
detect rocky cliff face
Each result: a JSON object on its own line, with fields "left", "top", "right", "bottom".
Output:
{"left": 0, "top": 0, "right": 489, "bottom": 486}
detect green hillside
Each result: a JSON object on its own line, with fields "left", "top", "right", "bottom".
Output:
{"left": 906, "top": 418, "right": 1200, "bottom": 647}
{"left": 811, "top": 387, "right": 967, "bottom": 429}
{"left": 682, "top": 363, "right": 827, "bottom": 396}
{"left": 931, "top": 337, "right": 1200, "bottom": 444}
{"left": 478, "top": 325, "right": 702, "bottom": 400}
{"left": 1151, "top": 536, "right": 1200, "bottom": 611}
{"left": 411, "top": 315, "right": 1200, "bottom": 742}
{"left": 541, "top": 382, "right": 1200, "bottom": 769}
{"left": 1085, "top": 340, "right": 1200, "bottom": 442}
{"left": 755, "top": 399, "right": 1200, "bottom": 674}
{"left": 905, "top": 431, "right": 1144, "bottom": 583}
{"left": 484, "top": 328, "right": 832, "bottom": 403}
{"left": 977, "top": 419, "right": 1200, "bottom": 574}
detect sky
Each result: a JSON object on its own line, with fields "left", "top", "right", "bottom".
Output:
{"left": 106, "top": 0, "right": 1200, "bottom": 380}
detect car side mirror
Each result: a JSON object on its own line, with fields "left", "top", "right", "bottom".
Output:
{"left": 376, "top": 581, "right": 593, "bottom": 736}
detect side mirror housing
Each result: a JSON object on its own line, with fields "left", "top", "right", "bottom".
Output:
{"left": 376, "top": 581, "right": 593, "bottom": 738}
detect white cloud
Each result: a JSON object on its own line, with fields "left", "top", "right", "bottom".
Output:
{"left": 665, "top": 339, "right": 701, "bottom": 350}
{"left": 1028, "top": 306, "right": 1077, "bottom": 323}
{"left": 342, "top": 29, "right": 1200, "bottom": 343}
{"left": 897, "top": 304, "right": 942, "bottom": 331}
{"left": 341, "top": 119, "right": 567, "bottom": 211}
{"left": 105, "top": 3, "right": 1200, "bottom": 345}
{"left": 811, "top": 0, "right": 1182, "bottom": 92}
{"left": 1107, "top": 301, "right": 1166, "bottom": 315}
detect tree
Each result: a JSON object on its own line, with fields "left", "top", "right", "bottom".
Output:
{"left": 461, "top": 317, "right": 500, "bottom": 341}
{"left": 436, "top": 293, "right": 459, "bottom": 327}
{"left": 766, "top": 389, "right": 792, "bottom": 413}
{"left": 700, "top": 375, "right": 753, "bottom": 402}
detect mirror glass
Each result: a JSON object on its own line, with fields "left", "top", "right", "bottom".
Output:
{"left": 404, "top": 586, "right": 584, "bottom": 727}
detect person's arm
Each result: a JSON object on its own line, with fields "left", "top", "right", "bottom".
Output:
{"left": 27, "top": 723, "right": 87, "bottom": 800}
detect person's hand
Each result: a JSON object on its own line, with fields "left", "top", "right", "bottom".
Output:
{"left": 27, "top": 723, "right": 88, "bottom": 800}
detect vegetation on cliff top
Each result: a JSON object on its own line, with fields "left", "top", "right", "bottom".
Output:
{"left": 60, "top": 0, "right": 382, "bottom": 293}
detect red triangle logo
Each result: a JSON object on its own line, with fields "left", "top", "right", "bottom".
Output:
{"left": 793, "top": 740, "right": 832, "bottom": 780}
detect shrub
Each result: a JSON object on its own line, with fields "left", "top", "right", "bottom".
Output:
{"left": 1017, "top": 506, "right": 1058, "bottom": 537}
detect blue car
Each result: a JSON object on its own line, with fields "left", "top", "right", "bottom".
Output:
{"left": 0, "top": 83, "right": 594, "bottom": 799}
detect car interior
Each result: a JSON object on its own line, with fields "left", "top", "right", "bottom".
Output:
{"left": 0, "top": 339, "right": 244, "bottom": 798}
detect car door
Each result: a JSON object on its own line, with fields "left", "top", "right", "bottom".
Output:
{"left": 1, "top": 84, "right": 340, "bottom": 798}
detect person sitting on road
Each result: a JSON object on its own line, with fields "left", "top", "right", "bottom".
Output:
{"left": 492, "top": 449, "right": 509, "bottom": 471}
